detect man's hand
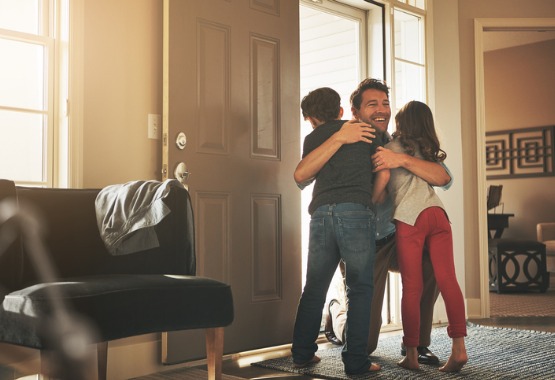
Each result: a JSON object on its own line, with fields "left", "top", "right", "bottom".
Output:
{"left": 337, "top": 119, "right": 376, "bottom": 144}
{"left": 372, "top": 146, "right": 404, "bottom": 170}
{"left": 294, "top": 120, "right": 376, "bottom": 186}
{"left": 372, "top": 146, "right": 451, "bottom": 186}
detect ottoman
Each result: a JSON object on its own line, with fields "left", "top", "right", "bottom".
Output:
{"left": 488, "top": 239, "right": 549, "bottom": 293}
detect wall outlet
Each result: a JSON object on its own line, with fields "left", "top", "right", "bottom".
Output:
{"left": 148, "top": 114, "right": 161, "bottom": 140}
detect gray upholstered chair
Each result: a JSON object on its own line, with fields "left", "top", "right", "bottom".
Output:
{"left": 537, "top": 222, "right": 555, "bottom": 279}
{"left": 0, "top": 179, "right": 234, "bottom": 380}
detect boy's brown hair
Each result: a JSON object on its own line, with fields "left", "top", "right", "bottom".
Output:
{"left": 300, "top": 87, "right": 341, "bottom": 123}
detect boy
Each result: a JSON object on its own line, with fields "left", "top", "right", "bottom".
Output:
{"left": 291, "top": 87, "right": 385, "bottom": 374}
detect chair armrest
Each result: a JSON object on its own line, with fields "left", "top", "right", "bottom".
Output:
{"left": 537, "top": 222, "right": 555, "bottom": 242}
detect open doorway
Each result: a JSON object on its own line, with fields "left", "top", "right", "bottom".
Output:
{"left": 474, "top": 18, "right": 555, "bottom": 318}
{"left": 299, "top": 0, "right": 388, "bottom": 327}
{"left": 299, "top": 0, "right": 366, "bottom": 317}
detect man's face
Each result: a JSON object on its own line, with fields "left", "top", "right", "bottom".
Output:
{"left": 351, "top": 88, "right": 391, "bottom": 133}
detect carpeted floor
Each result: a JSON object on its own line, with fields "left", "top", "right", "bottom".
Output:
{"left": 251, "top": 323, "right": 555, "bottom": 379}
{"left": 490, "top": 288, "right": 555, "bottom": 317}
{"left": 130, "top": 367, "right": 245, "bottom": 380}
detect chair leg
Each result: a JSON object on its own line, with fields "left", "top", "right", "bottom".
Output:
{"left": 40, "top": 350, "right": 54, "bottom": 380}
{"left": 97, "top": 341, "right": 108, "bottom": 380}
{"left": 205, "top": 327, "right": 224, "bottom": 380}
{"left": 41, "top": 344, "right": 102, "bottom": 380}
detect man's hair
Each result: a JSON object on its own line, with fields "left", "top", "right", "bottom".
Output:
{"left": 350, "top": 78, "right": 389, "bottom": 110}
{"left": 300, "top": 87, "right": 341, "bottom": 123}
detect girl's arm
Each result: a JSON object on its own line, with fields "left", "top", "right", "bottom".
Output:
{"left": 372, "top": 168, "right": 390, "bottom": 205}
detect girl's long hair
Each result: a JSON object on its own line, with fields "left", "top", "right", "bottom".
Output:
{"left": 392, "top": 100, "right": 446, "bottom": 162}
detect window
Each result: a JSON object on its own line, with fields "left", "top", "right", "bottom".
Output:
{"left": 395, "top": 0, "right": 426, "bottom": 10}
{"left": 392, "top": 5, "right": 427, "bottom": 115}
{"left": 0, "top": 0, "right": 68, "bottom": 187}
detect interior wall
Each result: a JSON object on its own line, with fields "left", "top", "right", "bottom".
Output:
{"left": 484, "top": 39, "right": 555, "bottom": 240}
{"left": 78, "top": 1, "right": 165, "bottom": 378}
{"left": 453, "top": 0, "right": 555, "bottom": 312}
{"left": 82, "top": 0, "right": 163, "bottom": 188}
{"left": 427, "top": 0, "right": 466, "bottom": 320}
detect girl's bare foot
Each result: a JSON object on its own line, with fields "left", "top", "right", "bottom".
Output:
{"left": 398, "top": 346, "right": 419, "bottom": 370}
{"left": 439, "top": 354, "right": 467, "bottom": 372}
{"left": 439, "top": 337, "right": 467, "bottom": 372}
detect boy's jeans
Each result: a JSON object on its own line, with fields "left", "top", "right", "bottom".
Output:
{"left": 292, "top": 202, "right": 376, "bottom": 374}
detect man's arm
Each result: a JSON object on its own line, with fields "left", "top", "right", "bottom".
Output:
{"left": 293, "top": 120, "right": 376, "bottom": 186}
{"left": 372, "top": 146, "right": 451, "bottom": 187}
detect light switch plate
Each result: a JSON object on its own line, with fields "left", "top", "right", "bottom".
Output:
{"left": 148, "top": 114, "right": 161, "bottom": 140}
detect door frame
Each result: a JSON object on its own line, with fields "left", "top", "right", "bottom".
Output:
{"left": 474, "top": 17, "right": 555, "bottom": 317}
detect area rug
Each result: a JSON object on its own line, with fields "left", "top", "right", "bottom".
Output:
{"left": 252, "top": 323, "right": 555, "bottom": 379}
{"left": 490, "top": 288, "right": 555, "bottom": 317}
{"left": 130, "top": 367, "right": 245, "bottom": 380}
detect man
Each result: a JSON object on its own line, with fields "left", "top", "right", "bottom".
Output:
{"left": 294, "top": 78, "right": 452, "bottom": 365}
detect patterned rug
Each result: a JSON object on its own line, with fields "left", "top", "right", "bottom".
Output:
{"left": 130, "top": 367, "right": 245, "bottom": 380}
{"left": 252, "top": 323, "right": 554, "bottom": 379}
{"left": 490, "top": 288, "right": 555, "bottom": 317}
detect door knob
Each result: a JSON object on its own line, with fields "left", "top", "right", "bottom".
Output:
{"left": 174, "top": 162, "right": 190, "bottom": 186}
{"left": 176, "top": 132, "right": 187, "bottom": 150}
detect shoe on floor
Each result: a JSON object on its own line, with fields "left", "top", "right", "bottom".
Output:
{"left": 401, "top": 343, "right": 440, "bottom": 365}
{"left": 324, "top": 299, "right": 343, "bottom": 346}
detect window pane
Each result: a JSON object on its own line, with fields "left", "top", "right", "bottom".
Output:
{"left": 0, "top": 0, "right": 41, "bottom": 35}
{"left": 0, "top": 110, "right": 45, "bottom": 182}
{"left": 415, "top": 0, "right": 426, "bottom": 10}
{"left": 0, "top": 38, "right": 45, "bottom": 110}
{"left": 394, "top": 61, "right": 425, "bottom": 111}
{"left": 300, "top": 5, "right": 360, "bottom": 121}
{"left": 394, "top": 9, "right": 423, "bottom": 64}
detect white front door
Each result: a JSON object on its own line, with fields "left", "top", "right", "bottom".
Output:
{"left": 161, "top": 0, "right": 301, "bottom": 362}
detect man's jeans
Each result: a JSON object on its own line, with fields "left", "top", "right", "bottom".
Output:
{"left": 292, "top": 203, "right": 376, "bottom": 374}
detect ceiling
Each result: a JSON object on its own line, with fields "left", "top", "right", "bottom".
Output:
{"left": 483, "top": 30, "right": 555, "bottom": 52}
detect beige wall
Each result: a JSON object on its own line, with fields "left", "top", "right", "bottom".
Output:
{"left": 427, "top": 0, "right": 466, "bottom": 321}
{"left": 484, "top": 39, "right": 555, "bottom": 240}
{"left": 82, "top": 0, "right": 163, "bottom": 188}
{"left": 451, "top": 0, "right": 555, "bottom": 307}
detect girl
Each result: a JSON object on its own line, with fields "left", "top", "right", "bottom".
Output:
{"left": 381, "top": 101, "right": 468, "bottom": 372}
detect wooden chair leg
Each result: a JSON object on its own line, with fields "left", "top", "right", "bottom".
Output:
{"left": 205, "top": 327, "right": 224, "bottom": 380}
{"left": 97, "top": 341, "right": 108, "bottom": 380}
{"left": 41, "top": 344, "right": 103, "bottom": 380}
{"left": 40, "top": 350, "right": 54, "bottom": 380}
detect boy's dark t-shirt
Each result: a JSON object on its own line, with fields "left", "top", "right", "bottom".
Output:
{"left": 302, "top": 119, "right": 386, "bottom": 214}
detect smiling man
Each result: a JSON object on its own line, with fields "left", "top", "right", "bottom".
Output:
{"left": 294, "top": 78, "right": 452, "bottom": 366}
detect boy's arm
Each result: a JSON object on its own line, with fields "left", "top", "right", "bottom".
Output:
{"left": 372, "top": 146, "right": 451, "bottom": 187}
{"left": 294, "top": 120, "right": 376, "bottom": 186}
{"left": 371, "top": 169, "right": 390, "bottom": 204}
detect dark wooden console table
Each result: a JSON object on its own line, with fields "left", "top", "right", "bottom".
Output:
{"left": 487, "top": 213, "right": 515, "bottom": 239}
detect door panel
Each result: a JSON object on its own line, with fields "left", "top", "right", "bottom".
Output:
{"left": 162, "top": 0, "right": 301, "bottom": 362}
